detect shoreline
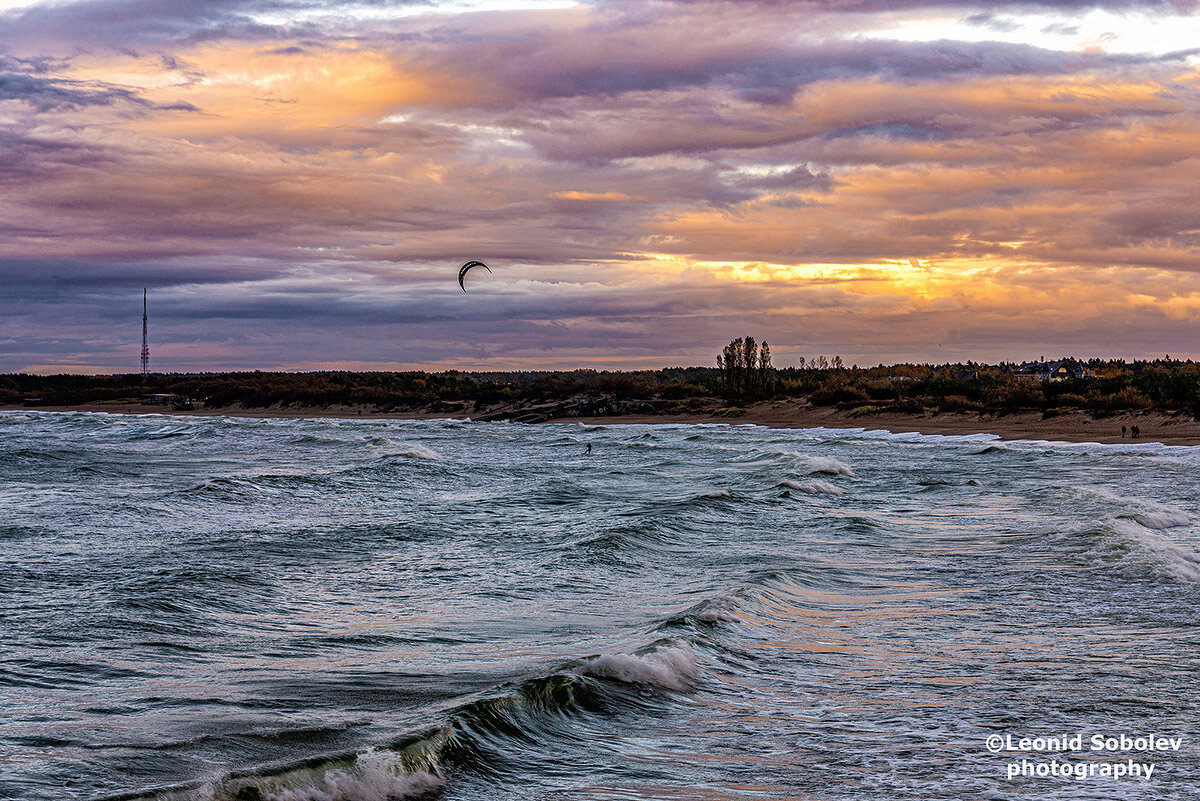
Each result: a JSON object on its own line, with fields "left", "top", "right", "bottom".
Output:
{"left": 5, "top": 400, "right": 1199, "bottom": 445}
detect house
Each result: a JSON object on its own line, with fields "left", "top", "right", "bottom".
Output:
{"left": 1014, "top": 360, "right": 1090, "bottom": 382}
{"left": 141, "top": 393, "right": 181, "bottom": 405}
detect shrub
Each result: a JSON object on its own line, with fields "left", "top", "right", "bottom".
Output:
{"left": 863, "top": 381, "right": 899, "bottom": 401}
{"left": 886, "top": 397, "right": 927, "bottom": 414}
{"left": 659, "top": 382, "right": 709, "bottom": 400}
{"left": 938, "top": 394, "right": 984, "bottom": 412}
{"left": 1054, "top": 393, "right": 1088, "bottom": 408}
{"left": 1088, "top": 388, "right": 1152, "bottom": 413}
{"left": 809, "top": 381, "right": 868, "bottom": 407}
{"left": 986, "top": 382, "right": 1044, "bottom": 411}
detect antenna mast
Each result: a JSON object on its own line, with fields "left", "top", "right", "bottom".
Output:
{"left": 141, "top": 288, "right": 149, "bottom": 377}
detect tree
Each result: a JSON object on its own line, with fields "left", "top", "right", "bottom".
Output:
{"left": 717, "top": 336, "right": 775, "bottom": 402}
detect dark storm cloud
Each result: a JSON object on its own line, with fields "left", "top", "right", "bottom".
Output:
{"left": 0, "top": 66, "right": 197, "bottom": 112}
{"left": 0, "top": 0, "right": 435, "bottom": 48}
{"left": 0, "top": 259, "right": 292, "bottom": 293}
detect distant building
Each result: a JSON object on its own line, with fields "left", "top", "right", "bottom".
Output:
{"left": 141, "top": 393, "right": 196, "bottom": 410}
{"left": 141, "top": 393, "right": 181, "bottom": 405}
{"left": 1014, "top": 360, "right": 1090, "bottom": 382}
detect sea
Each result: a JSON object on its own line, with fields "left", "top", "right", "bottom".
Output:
{"left": 3, "top": 410, "right": 1200, "bottom": 801}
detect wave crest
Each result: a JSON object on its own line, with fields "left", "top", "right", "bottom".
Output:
{"left": 779, "top": 479, "right": 846, "bottom": 495}
{"left": 370, "top": 439, "right": 443, "bottom": 461}
{"left": 264, "top": 751, "right": 442, "bottom": 801}
{"left": 578, "top": 641, "right": 698, "bottom": 692}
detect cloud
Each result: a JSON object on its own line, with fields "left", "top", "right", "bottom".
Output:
{"left": 2, "top": 0, "right": 1200, "bottom": 370}
{"left": 650, "top": 0, "right": 1199, "bottom": 11}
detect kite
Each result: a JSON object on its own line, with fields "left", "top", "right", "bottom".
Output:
{"left": 458, "top": 260, "right": 491, "bottom": 291}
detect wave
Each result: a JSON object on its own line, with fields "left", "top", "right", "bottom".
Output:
{"left": 733, "top": 448, "right": 855, "bottom": 476}
{"left": 368, "top": 439, "right": 443, "bottom": 461}
{"left": 556, "top": 520, "right": 680, "bottom": 560}
{"left": 778, "top": 479, "right": 846, "bottom": 495}
{"left": 103, "top": 636, "right": 704, "bottom": 801}
{"left": 1120, "top": 510, "right": 1191, "bottom": 531}
{"left": 796, "top": 455, "right": 855, "bottom": 476}
{"left": 1083, "top": 486, "right": 1193, "bottom": 532}
{"left": 658, "top": 595, "right": 744, "bottom": 630}
{"left": 172, "top": 475, "right": 328, "bottom": 501}
{"left": 1059, "top": 513, "right": 1200, "bottom": 584}
{"left": 1109, "top": 518, "right": 1200, "bottom": 583}
{"left": 576, "top": 640, "right": 698, "bottom": 692}
{"left": 262, "top": 751, "right": 443, "bottom": 801}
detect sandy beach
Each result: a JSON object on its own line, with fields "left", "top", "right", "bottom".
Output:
{"left": 7, "top": 399, "right": 1199, "bottom": 445}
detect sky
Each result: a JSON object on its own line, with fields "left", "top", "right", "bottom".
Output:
{"left": 2, "top": 0, "right": 1199, "bottom": 373}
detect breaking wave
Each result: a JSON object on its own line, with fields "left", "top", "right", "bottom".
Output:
{"left": 103, "top": 627, "right": 714, "bottom": 801}
{"left": 369, "top": 439, "right": 443, "bottom": 461}
{"left": 577, "top": 640, "right": 698, "bottom": 692}
{"left": 263, "top": 753, "right": 443, "bottom": 801}
{"left": 778, "top": 478, "right": 847, "bottom": 495}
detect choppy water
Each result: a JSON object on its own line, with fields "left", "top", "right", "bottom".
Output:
{"left": 3, "top": 411, "right": 1200, "bottom": 800}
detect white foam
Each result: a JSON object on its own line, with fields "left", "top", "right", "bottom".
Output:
{"left": 266, "top": 750, "right": 443, "bottom": 801}
{"left": 691, "top": 595, "right": 743, "bottom": 623}
{"left": 795, "top": 455, "right": 855, "bottom": 476}
{"left": 1110, "top": 519, "right": 1200, "bottom": 583}
{"left": 1127, "top": 511, "right": 1192, "bottom": 530}
{"left": 1086, "top": 486, "right": 1192, "bottom": 530}
{"left": 779, "top": 479, "right": 847, "bottom": 495}
{"left": 370, "top": 439, "right": 443, "bottom": 461}
{"left": 579, "top": 641, "right": 698, "bottom": 692}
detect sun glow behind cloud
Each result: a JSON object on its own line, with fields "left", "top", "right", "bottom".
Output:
{"left": 878, "top": 8, "right": 1200, "bottom": 58}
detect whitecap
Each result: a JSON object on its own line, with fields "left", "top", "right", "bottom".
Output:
{"left": 1126, "top": 511, "right": 1192, "bottom": 530}
{"left": 579, "top": 641, "right": 698, "bottom": 692}
{"left": 369, "top": 439, "right": 443, "bottom": 461}
{"left": 779, "top": 478, "right": 847, "bottom": 495}
{"left": 795, "top": 455, "right": 855, "bottom": 476}
{"left": 266, "top": 750, "right": 443, "bottom": 801}
{"left": 1108, "top": 519, "right": 1200, "bottom": 583}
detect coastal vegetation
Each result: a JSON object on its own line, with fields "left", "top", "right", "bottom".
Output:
{"left": 717, "top": 336, "right": 773, "bottom": 402}
{"left": 6, "top": 355, "right": 1200, "bottom": 420}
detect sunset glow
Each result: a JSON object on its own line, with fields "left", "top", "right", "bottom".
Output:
{"left": 3, "top": 0, "right": 1199, "bottom": 371}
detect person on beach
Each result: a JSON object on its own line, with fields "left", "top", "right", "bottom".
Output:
{"left": 1121, "top": 425, "right": 1127, "bottom": 438}
{"left": 1132, "top": 425, "right": 1140, "bottom": 438}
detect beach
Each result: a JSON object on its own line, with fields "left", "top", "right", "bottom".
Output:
{"left": 7, "top": 399, "right": 1199, "bottom": 445}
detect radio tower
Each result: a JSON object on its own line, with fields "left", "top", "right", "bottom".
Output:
{"left": 141, "top": 288, "right": 149, "bottom": 377}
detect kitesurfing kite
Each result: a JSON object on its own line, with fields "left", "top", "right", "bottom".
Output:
{"left": 458, "top": 260, "right": 491, "bottom": 291}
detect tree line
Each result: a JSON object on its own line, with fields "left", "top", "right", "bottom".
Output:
{"left": 5, "top": 346, "right": 1200, "bottom": 418}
